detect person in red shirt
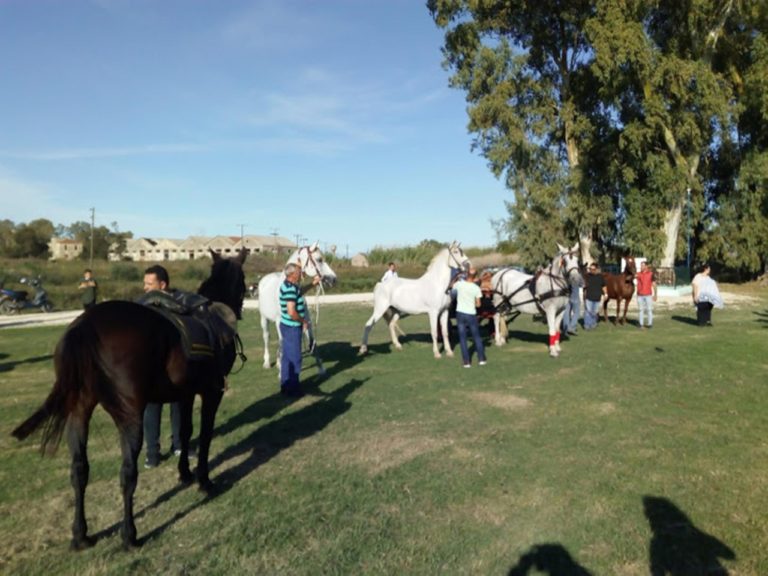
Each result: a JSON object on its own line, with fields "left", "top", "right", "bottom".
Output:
{"left": 636, "top": 261, "right": 657, "bottom": 329}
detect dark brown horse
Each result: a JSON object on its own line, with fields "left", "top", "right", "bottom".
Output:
{"left": 602, "top": 256, "right": 636, "bottom": 324}
{"left": 12, "top": 249, "right": 246, "bottom": 550}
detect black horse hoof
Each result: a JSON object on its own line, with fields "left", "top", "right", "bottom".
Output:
{"left": 198, "top": 479, "right": 216, "bottom": 495}
{"left": 70, "top": 535, "right": 96, "bottom": 551}
{"left": 122, "top": 537, "right": 140, "bottom": 551}
{"left": 179, "top": 470, "right": 195, "bottom": 485}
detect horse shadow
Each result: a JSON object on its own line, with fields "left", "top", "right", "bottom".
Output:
{"left": 643, "top": 495, "right": 735, "bottom": 575}
{"left": 753, "top": 309, "right": 768, "bottom": 328}
{"left": 670, "top": 315, "right": 699, "bottom": 326}
{"left": 0, "top": 353, "right": 53, "bottom": 373}
{"left": 117, "top": 377, "right": 367, "bottom": 546}
{"left": 505, "top": 329, "right": 551, "bottom": 346}
{"left": 507, "top": 543, "right": 593, "bottom": 575}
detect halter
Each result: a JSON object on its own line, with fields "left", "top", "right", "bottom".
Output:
{"left": 296, "top": 245, "right": 326, "bottom": 335}
{"left": 447, "top": 244, "right": 466, "bottom": 271}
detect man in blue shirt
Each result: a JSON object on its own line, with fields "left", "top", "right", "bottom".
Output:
{"left": 279, "top": 263, "right": 320, "bottom": 397}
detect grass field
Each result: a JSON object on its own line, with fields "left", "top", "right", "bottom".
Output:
{"left": 1, "top": 290, "right": 766, "bottom": 575}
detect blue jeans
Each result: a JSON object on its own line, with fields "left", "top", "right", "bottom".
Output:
{"left": 280, "top": 323, "right": 303, "bottom": 394}
{"left": 562, "top": 290, "right": 581, "bottom": 333}
{"left": 637, "top": 295, "right": 653, "bottom": 327}
{"left": 584, "top": 299, "right": 601, "bottom": 329}
{"left": 143, "top": 402, "right": 182, "bottom": 461}
{"left": 457, "top": 312, "right": 486, "bottom": 365}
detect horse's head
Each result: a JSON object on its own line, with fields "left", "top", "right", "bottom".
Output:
{"left": 293, "top": 242, "right": 337, "bottom": 287}
{"left": 556, "top": 242, "right": 582, "bottom": 286}
{"left": 200, "top": 248, "right": 247, "bottom": 319}
{"left": 623, "top": 256, "right": 637, "bottom": 277}
{"left": 447, "top": 241, "right": 471, "bottom": 272}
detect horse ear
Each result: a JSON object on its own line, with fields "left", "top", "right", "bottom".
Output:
{"left": 310, "top": 240, "right": 319, "bottom": 251}
{"left": 570, "top": 242, "right": 579, "bottom": 254}
{"left": 210, "top": 248, "right": 221, "bottom": 262}
{"left": 557, "top": 243, "right": 566, "bottom": 254}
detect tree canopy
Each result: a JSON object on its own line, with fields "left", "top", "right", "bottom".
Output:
{"left": 429, "top": 0, "right": 768, "bottom": 277}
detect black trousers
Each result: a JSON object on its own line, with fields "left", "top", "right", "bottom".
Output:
{"left": 143, "top": 402, "right": 182, "bottom": 460}
{"left": 696, "top": 302, "right": 713, "bottom": 326}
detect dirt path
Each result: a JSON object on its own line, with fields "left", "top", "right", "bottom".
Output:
{"left": 0, "top": 290, "right": 757, "bottom": 330}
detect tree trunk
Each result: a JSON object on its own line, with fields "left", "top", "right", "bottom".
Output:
{"left": 661, "top": 199, "right": 683, "bottom": 268}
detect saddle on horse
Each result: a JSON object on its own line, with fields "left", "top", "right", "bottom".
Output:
{"left": 138, "top": 290, "right": 239, "bottom": 376}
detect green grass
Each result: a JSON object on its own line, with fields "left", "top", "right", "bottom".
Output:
{"left": 1, "top": 293, "right": 767, "bottom": 575}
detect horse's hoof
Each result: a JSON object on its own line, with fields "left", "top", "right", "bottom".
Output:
{"left": 70, "top": 535, "right": 96, "bottom": 551}
{"left": 262, "top": 363, "right": 270, "bottom": 369}
{"left": 446, "top": 351, "right": 454, "bottom": 358}
{"left": 198, "top": 479, "right": 216, "bottom": 495}
{"left": 122, "top": 537, "right": 140, "bottom": 551}
{"left": 358, "top": 346, "right": 367, "bottom": 356}
{"left": 179, "top": 470, "right": 195, "bottom": 485}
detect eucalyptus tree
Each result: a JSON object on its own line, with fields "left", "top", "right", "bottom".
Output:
{"left": 428, "top": 0, "right": 609, "bottom": 268}
{"left": 586, "top": 0, "right": 751, "bottom": 268}
{"left": 698, "top": 2, "right": 768, "bottom": 276}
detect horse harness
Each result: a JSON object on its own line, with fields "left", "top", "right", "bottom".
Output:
{"left": 492, "top": 256, "right": 578, "bottom": 318}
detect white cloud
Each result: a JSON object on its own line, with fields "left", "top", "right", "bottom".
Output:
{"left": 0, "top": 143, "right": 208, "bottom": 161}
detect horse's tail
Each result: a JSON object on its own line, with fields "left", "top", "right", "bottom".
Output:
{"left": 12, "top": 317, "right": 114, "bottom": 454}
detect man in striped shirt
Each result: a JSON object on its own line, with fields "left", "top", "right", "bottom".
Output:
{"left": 279, "top": 263, "right": 320, "bottom": 397}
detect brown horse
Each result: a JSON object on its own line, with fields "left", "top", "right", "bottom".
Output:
{"left": 602, "top": 256, "right": 636, "bottom": 324}
{"left": 12, "top": 249, "right": 246, "bottom": 550}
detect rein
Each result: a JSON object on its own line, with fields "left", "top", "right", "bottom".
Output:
{"left": 229, "top": 333, "right": 248, "bottom": 375}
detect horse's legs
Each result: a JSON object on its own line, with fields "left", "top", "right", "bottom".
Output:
{"left": 439, "top": 309, "right": 454, "bottom": 357}
{"left": 66, "top": 403, "right": 96, "bottom": 550}
{"left": 493, "top": 313, "right": 505, "bottom": 346}
{"left": 387, "top": 312, "right": 403, "bottom": 350}
{"left": 176, "top": 396, "right": 195, "bottom": 484}
{"left": 547, "top": 308, "right": 560, "bottom": 357}
{"left": 602, "top": 298, "right": 609, "bottom": 324}
{"left": 615, "top": 299, "right": 621, "bottom": 325}
{"left": 116, "top": 415, "right": 143, "bottom": 549}
{"left": 261, "top": 316, "right": 271, "bottom": 369}
{"left": 196, "top": 385, "right": 224, "bottom": 493}
{"left": 359, "top": 311, "right": 380, "bottom": 354}
{"left": 427, "top": 310, "right": 442, "bottom": 359}
{"left": 621, "top": 297, "right": 630, "bottom": 325}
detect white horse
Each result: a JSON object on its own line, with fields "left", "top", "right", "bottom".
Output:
{"left": 491, "top": 243, "right": 581, "bottom": 357}
{"left": 359, "top": 242, "right": 470, "bottom": 359}
{"left": 258, "top": 242, "right": 337, "bottom": 376}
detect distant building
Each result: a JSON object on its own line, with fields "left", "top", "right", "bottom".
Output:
{"left": 108, "top": 234, "right": 296, "bottom": 262}
{"left": 49, "top": 238, "right": 84, "bottom": 261}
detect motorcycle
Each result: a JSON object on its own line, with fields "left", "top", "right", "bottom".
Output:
{"left": 0, "top": 276, "right": 54, "bottom": 314}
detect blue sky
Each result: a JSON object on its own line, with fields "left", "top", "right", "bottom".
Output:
{"left": 0, "top": 0, "right": 508, "bottom": 257}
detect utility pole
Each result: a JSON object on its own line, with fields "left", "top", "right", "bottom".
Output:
{"left": 237, "top": 224, "right": 246, "bottom": 242}
{"left": 294, "top": 233, "right": 301, "bottom": 247}
{"left": 89, "top": 207, "right": 95, "bottom": 269}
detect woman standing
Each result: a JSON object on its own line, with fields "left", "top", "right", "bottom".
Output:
{"left": 691, "top": 263, "right": 723, "bottom": 326}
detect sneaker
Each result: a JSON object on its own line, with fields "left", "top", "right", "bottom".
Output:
{"left": 144, "top": 457, "right": 159, "bottom": 469}
{"left": 479, "top": 361, "right": 487, "bottom": 366}
{"left": 174, "top": 448, "right": 197, "bottom": 459}
{"left": 463, "top": 364, "right": 471, "bottom": 368}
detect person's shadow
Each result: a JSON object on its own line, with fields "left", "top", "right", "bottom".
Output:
{"left": 507, "top": 543, "right": 593, "bottom": 575}
{"left": 0, "top": 353, "right": 52, "bottom": 373}
{"left": 670, "top": 315, "right": 699, "bottom": 326}
{"left": 643, "top": 495, "right": 735, "bottom": 575}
